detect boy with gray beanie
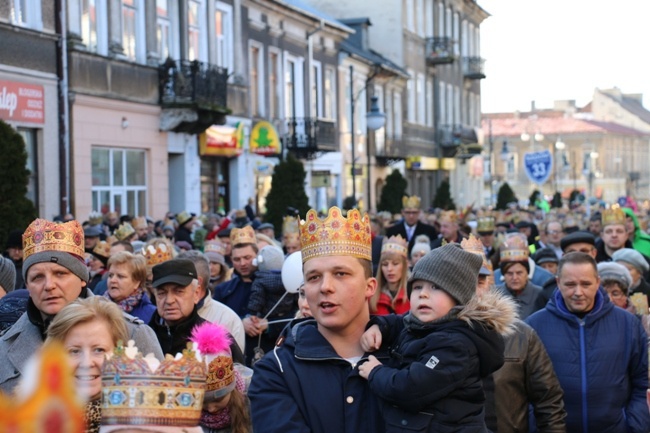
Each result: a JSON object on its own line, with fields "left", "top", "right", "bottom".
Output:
{"left": 358, "top": 243, "right": 516, "bottom": 432}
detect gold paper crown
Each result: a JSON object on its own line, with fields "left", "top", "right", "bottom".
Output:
{"left": 114, "top": 223, "right": 135, "bottom": 241}
{"left": 88, "top": 211, "right": 104, "bottom": 226}
{"left": 230, "top": 225, "right": 256, "bottom": 246}
{"left": 177, "top": 211, "right": 195, "bottom": 226}
{"left": 205, "top": 355, "right": 235, "bottom": 396}
{"left": 477, "top": 216, "right": 495, "bottom": 233}
{"left": 601, "top": 206, "right": 626, "bottom": 226}
{"left": 500, "top": 233, "right": 529, "bottom": 262}
{"left": 461, "top": 234, "right": 493, "bottom": 272}
{"left": 204, "top": 241, "right": 226, "bottom": 256}
{"left": 402, "top": 195, "right": 421, "bottom": 209}
{"left": 142, "top": 242, "right": 173, "bottom": 267}
{"left": 439, "top": 210, "right": 458, "bottom": 224}
{"left": 132, "top": 216, "right": 148, "bottom": 229}
{"left": 283, "top": 216, "right": 300, "bottom": 236}
{"left": 300, "top": 206, "right": 371, "bottom": 263}
{"left": 284, "top": 232, "right": 300, "bottom": 244}
{"left": 381, "top": 235, "right": 408, "bottom": 258}
{"left": 0, "top": 343, "right": 85, "bottom": 433}
{"left": 92, "top": 240, "right": 111, "bottom": 260}
{"left": 22, "top": 218, "right": 85, "bottom": 260}
{"left": 101, "top": 341, "right": 206, "bottom": 427}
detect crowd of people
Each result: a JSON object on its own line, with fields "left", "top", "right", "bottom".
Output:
{"left": 0, "top": 196, "right": 649, "bottom": 432}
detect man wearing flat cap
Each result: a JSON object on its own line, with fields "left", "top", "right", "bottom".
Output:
{"left": 0, "top": 218, "right": 163, "bottom": 393}
{"left": 149, "top": 258, "right": 243, "bottom": 362}
{"left": 561, "top": 231, "right": 597, "bottom": 259}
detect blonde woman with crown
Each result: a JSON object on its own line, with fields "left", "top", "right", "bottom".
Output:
{"left": 370, "top": 235, "right": 410, "bottom": 315}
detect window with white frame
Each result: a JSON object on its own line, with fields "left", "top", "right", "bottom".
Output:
{"left": 122, "top": 0, "right": 145, "bottom": 62}
{"left": 10, "top": 0, "right": 42, "bottom": 30}
{"left": 405, "top": 0, "right": 415, "bottom": 32}
{"left": 437, "top": 2, "right": 444, "bottom": 37}
{"left": 215, "top": 1, "right": 234, "bottom": 72}
{"left": 92, "top": 147, "right": 147, "bottom": 216}
{"left": 461, "top": 20, "right": 468, "bottom": 57}
{"left": 187, "top": 0, "right": 202, "bottom": 61}
{"left": 385, "top": 88, "right": 393, "bottom": 137}
{"left": 311, "top": 61, "right": 323, "bottom": 118}
{"left": 323, "top": 66, "right": 336, "bottom": 120}
{"left": 446, "top": 82, "right": 453, "bottom": 124}
{"left": 374, "top": 85, "right": 385, "bottom": 154}
{"left": 425, "top": 0, "right": 433, "bottom": 37}
{"left": 81, "top": 0, "right": 98, "bottom": 52}
{"left": 453, "top": 12, "right": 460, "bottom": 56}
{"left": 393, "top": 92, "right": 403, "bottom": 139}
{"left": 249, "top": 42, "right": 264, "bottom": 117}
{"left": 284, "top": 54, "right": 304, "bottom": 119}
{"left": 426, "top": 76, "right": 434, "bottom": 127}
{"left": 416, "top": 0, "right": 425, "bottom": 37}
{"left": 268, "top": 49, "right": 281, "bottom": 120}
{"left": 445, "top": 7, "right": 452, "bottom": 38}
{"left": 407, "top": 70, "right": 416, "bottom": 123}
{"left": 416, "top": 73, "right": 425, "bottom": 125}
{"left": 156, "top": 0, "right": 176, "bottom": 60}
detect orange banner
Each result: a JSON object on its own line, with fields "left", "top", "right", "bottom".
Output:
{"left": 0, "top": 80, "right": 44, "bottom": 124}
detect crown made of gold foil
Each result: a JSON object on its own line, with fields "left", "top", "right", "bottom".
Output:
{"left": 92, "top": 240, "right": 111, "bottom": 260}
{"left": 88, "top": 211, "right": 104, "bottom": 226}
{"left": 0, "top": 342, "right": 85, "bottom": 433}
{"left": 402, "top": 195, "right": 421, "bottom": 210}
{"left": 204, "top": 241, "right": 226, "bottom": 256}
{"left": 231, "top": 225, "right": 256, "bottom": 246}
{"left": 132, "top": 216, "right": 148, "bottom": 230}
{"left": 601, "top": 206, "right": 626, "bottom": 226}
{"left": 439, "top": 210, "right": 458, "bottom": 224}
{"left": 142, "top": 242, "right": 173, "bottom": 267}
{"left": 500, "top": 233, "right": 529, "bottom": 262}
{"left": 101, "top": 340, "right": 206, "bottom": 428}
{"left": 114, "top": 222, "right": 135, "bottom": 241}
{"left": 177, "top": 211, "right": 195, "bottom": 226}
{"left": 477, "top": 216, "right": 495, "bottom": 233}
{"left": 300, "top": 206, "right": 371, "bottom": 263}
{"left": 205, "top": 355, "right": 235, "bottom": 396}
{"left": 381, "top": 235, "right": 408, "bottom": 258}
{"left": 283, "top": 216, "right": 300, "bottom": 236}
{"left": 461, "top": 234, "right": 494, "bottom": 277}
{"left": 22, "top": 218, "right": 85, "bottom": 261}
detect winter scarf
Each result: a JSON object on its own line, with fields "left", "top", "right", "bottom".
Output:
{"left": 103, "top": 286, "right": 145, "bottom": 314}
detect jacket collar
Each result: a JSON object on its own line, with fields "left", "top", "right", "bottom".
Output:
{"left": 548, "top": 286, "right": 611, "bottom": 323}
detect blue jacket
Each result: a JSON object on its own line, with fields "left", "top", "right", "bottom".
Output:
{"left": 526, "top": 288, "right": 650, "bottom": 433}
{"left": 213, "top": 274, "right": 253, "bottom": 318}
{"left": 130, "top": 292, "right": 157, "bottom": 324}
{"left": 249, "top": 319, "right": 389, "bottom": 433}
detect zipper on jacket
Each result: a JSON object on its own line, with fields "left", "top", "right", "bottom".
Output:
{"left": 578, "top": 319, "right": 588, "bottom": 433}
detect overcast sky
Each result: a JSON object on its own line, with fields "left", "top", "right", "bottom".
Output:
{"left": 478, "top": 0, "right": 650, "bottom": 113}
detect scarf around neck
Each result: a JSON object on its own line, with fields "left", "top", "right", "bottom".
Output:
{"left": 103, "top": 286, "right": 145, "bottom": 313}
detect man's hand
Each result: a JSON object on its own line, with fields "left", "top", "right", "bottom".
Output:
{"left": 358, "top": 355, "right": 382, "bottom": 380}
{"left": 360, "top": 324, "right": 382, "bottom": 352}
{"left": 243, "top": 316, "right": 261, "bottom": 337}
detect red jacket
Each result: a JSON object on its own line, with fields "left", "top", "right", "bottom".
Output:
{"left": 373, "top": 289, "right": 410, "bottom": 316}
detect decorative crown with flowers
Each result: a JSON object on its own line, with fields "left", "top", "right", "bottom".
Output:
{"left": 0, "top": 342, "right": 85, "bottom": 433}
{"left": 22, "top": 218, "right": 85, "bottom": 261}
{"left": 114, "top": 223, "right": 135, "bottom": 241}
{"left": 230, "top": 225, "right": 256, "bottom": 247}
{"left": 300, "top": 206, "right": 371, "bottom": 263}
{"left": 142, "top": 242, "right": 173, "bottom": 267}
{"left": 402, "top": 195, "right": 421, "bottom": 210}
{"left": 500, "top": 233, "right": 529, "bottom": 262}
{"left": 601, "top": 206, "right": 626, "bottom": 227}
{"left": 101, "top": 340, "right": 206, "bottom": 428}
{"left": 381, "top": 235, "right": 408, "bottom": 258}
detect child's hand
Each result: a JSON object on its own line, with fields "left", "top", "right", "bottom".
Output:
{"left": 358, "top": 355, "right": 382, "bottom": 379}
{"left": 360, "top": 325, "right": 382, "bottom": 352}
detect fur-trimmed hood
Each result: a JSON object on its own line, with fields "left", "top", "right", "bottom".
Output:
{"left": 456, "top": 287, "right": 519, "bottom": 337}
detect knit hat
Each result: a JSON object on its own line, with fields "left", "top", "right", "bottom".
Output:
{"left": 410, "top": 241, "right": 431, "bottom": 257}
{"left": 532, "top": 247, "right": 558, "bottom": 266}
{"left": 597, "top": 262, "right": 632, "bottom": 291}
{"left": 612, "top": 248, "right": 650, "bottom": 274}
{"left": 0, "top": 257, "right": 16, "bottom": 293}
{"left": 256, "top": 245, "right": 284, "bottom": 272}
{"left": 408, "top": 243, "right": 482, "bottom": 305}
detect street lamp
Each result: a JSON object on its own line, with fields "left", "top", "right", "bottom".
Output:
{"left": 349, "top": 65, "right": 386, "bottom": 209}
{"left": 365, "top": 96, "right": 386, "bottom": 212}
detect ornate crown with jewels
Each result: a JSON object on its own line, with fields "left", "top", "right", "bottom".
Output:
{"left": 499, "top": 233, "right": 529, "bottom": 262}
{"left": 22, "top": 219, "right": 85, "bottom": 260}
{"left": 601, "top": 206, "right": 626, "bottom": 226}
{"left": 300, "top": 206, "right": 371, "bottom": 262}
{"left": 381, "top": 235, "right": 408, "bottom": 258}
{"left": 101, "top": 340, "right": 206, "bottom": 428}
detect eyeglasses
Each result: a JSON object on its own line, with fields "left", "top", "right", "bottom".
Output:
{"left": 546, "top": 230, "right": 561, "bottom": 235}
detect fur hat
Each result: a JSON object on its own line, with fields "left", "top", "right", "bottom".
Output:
{"left": 256, "top": 245, "right": 284, "bottom": 272}
{"left": 0, "top": 257, "right": 16, "bottom": 293}
{"left": 612, "top": 248, "right": 650, "bottom": 274}
{"left": 408, "top": 243, "right": 482, "bottom": 305}
{"left": 597, "top": 262, "right": 632, "bottom": 291}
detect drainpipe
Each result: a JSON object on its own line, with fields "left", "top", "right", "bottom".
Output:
{"left": 56, "top": 0, "right": 71, "bottom": 215}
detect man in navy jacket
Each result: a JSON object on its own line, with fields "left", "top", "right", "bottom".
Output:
{"left": 527, "top": 252, "right": 650, "bottom": 433}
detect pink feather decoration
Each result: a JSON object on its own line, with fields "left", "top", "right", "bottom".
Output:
{"left": 190, "top": 322, "right": 232, "bottom": 355}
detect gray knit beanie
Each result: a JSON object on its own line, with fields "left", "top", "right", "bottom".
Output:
{"left": 0, "top": 257, "right": 16, "bottom": 293}
{"left": 23, "top": 251, "right": 89, "bottom": 283}
{"left": 408, "top": 243, "right": 482, "bottom": 305}
{"left": 257, "top": 245, "right": 284, "bottom": 272}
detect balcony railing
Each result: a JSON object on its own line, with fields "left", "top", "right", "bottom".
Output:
{"left": 462, "top": 57, "right": 486, "bottom": 80}
{"left": 282, "top": 117, "right": 337, "bottom": 159}
{"left": 376, "top": 135, "right": 407, "bottom": 166}
{"left": 437, "top": 124, "right": 478, "bottom": 147}
{"left": 425, "top": 37, "right": 455, "bottom": 65}
{"left": 159, "top": 58, "right": 228, "bottom": 110}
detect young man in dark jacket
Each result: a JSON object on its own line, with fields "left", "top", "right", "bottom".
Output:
{"left": 249, "top": 207, "right": 388, "bottom": 433}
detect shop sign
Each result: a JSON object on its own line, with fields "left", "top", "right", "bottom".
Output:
{"left": 199, "top": 122, "right": 244, "bottom": 157}
{"left": 0, "top": 80, "right": 44, "bottom": 124}
{"left": 250, "top": 121, "right": 281, "bottom": 156}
